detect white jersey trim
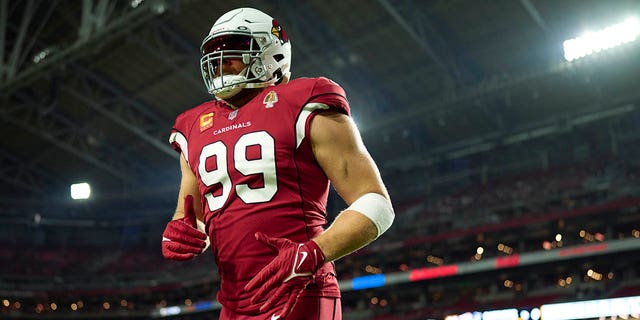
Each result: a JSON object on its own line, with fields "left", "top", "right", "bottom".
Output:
{"left": 169, "top": 131, "right": 189, "bottom": 164}
{"left": 296, "top": 103, "right": 330, "bottom": 149}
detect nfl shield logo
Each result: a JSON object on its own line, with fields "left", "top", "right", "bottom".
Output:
{"left": 228, "top": 109, "right": 238, "bottom": 120}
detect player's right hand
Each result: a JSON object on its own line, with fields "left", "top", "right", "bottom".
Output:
{"left": 161, "top": 195, "right": 208, "bottom": 261}
{"left": 244, "top": 233, "right": 325, "bottom": 319}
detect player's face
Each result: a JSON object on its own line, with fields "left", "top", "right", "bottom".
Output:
{"left": 201, "top": 34, "right": 254, "bottom": 77}
{"left": 218, "top": 58, "right": 246, "bottom": 77}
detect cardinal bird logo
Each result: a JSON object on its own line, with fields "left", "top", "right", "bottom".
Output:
{"left": 271, "top": 19, "right": 289, "bottom": 44}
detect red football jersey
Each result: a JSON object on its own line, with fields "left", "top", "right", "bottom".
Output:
{"left": 169, "top": 77, "right": 349, "bottom": 314}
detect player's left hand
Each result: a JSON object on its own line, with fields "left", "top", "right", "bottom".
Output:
{"left": 244, "top": 232, "right": 325, "bottom": 319}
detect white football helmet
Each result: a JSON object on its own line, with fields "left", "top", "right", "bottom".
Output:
{"left": 200, "top": 8, "right": 292, "bottom": 99}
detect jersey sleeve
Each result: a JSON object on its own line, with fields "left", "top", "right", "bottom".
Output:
{"left": 307, "top": 77, "right": 350, "bottom": 116}
{"left": 168, "top": 111, "right": 192, "bottom": 163}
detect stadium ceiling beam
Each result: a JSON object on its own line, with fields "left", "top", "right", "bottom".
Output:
{"left": 381, "top": 103, "right": 638, "bottom": 173}
{"left": 275, "top": 1, "right": 326, "bottom": 74}
{"left": 0, "top": 0, "right": 7, "bottom": 78}
{"left": 1, "top": 92, "right": 141, "bottom": 182}
{"left": 79, "top": 0, "right": 116, "bottom": 42}
{"left": 1, "top": 13, "right": 177, "bottom": 180}
{"left": 2, "top": 1, "right": 58, "bottom": 82}
{"left": 0, "top": 148, "right": 54, "bottom": 193}
{"left": 65, "top": 64, "right": 178, "bottom": 159}
{"left": 362, "top": 60, "right": 582, "bottom": 135}
{"left": 277, "top": 1, "right": 398, "bottom": 118}
{"left": 134, "top": 21, "right": 203, "bottom": 89}
{"left": 2, "top": 3, "right": 178, "bottom": 161}
{"left": 376, "top": 0, "right": 460, "bottom": 93}
{"left": 519, "top": 0, "right": 549, "bottom": 33}
{"left": 0, "top": 0, "right": 171, "bottom": 96}
{"left": 4, "top": 0, "right": 35, "bottom": 80}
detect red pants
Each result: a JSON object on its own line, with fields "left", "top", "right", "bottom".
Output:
{"left": 219, "top": 297, "right": 342, "bottom": 320}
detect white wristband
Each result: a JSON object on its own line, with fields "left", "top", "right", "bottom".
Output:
{"left": 347, "top": 193, "right": 395, "bottom": 238}
{"left": 197, "top": 219, "right": 211, "bottom": 254}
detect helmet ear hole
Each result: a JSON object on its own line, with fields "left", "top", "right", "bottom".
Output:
{"left": 273, "top": 54, "right": 285, "bottom": 62}
{"left": 273, "top": 69, "right": 283, "bottom": 84}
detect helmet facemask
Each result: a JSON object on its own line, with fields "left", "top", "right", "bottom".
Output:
{"left": 200, "top": 32, "right": 278, "bottom": 99}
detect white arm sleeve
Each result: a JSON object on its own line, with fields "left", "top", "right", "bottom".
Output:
{"left": 347, "top": 193, "right": 395, "bottom": 238}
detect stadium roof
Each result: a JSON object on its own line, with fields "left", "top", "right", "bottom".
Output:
{"left": 1, "top": 0, "right": 640, "bottom": 218}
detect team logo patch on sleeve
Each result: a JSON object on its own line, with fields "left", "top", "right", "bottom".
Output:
{"left": 199, "top": 112, "right": 214, "bottom": 132}
{"left": 263, "top": 91, "right": 278, "bottom": 108}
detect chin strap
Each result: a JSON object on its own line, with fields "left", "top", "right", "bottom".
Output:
{"left": 211, "top": 64, "right": 282, "bottom": 99}
{"left": 213, "top": 80, "right": 276, "bottom": 100}
{"left": 244, "top": 80, "right": 277, "bottom": 89}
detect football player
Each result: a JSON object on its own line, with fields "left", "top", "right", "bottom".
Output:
{"left": 161, "top": 7, "right": 394, "bottom": 320}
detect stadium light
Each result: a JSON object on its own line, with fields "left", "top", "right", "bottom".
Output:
{"left": 130, "top": 0, "right": 144, "bottom": 8}
{"left": 541, "top": 295, "right": 640, "bottom": 320}
{"left": 70, "top": 182, "right": 91, "bottom": 200}
{"left": 563, "top": 16, "right": 640, "bottom": 61}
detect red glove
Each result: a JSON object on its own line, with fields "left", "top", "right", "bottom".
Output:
{"left": 244, "top": 232, "right": 325, "bottom": 319}
{"left": 161, "top": 195, "right": 208, "bottom": 261}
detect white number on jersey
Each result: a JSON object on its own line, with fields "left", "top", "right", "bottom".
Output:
{"left": 199, "top": 131, "right": 278, "bottom": 211}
